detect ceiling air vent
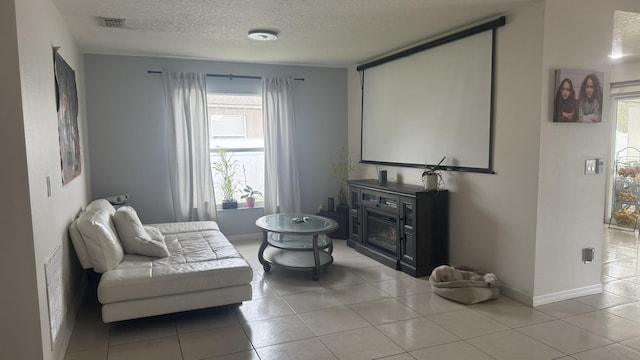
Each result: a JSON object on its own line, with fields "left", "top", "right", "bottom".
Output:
{"left": 99, "top": 17, "right": 126, "bottom": 28}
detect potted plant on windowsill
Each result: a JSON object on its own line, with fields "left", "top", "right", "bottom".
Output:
{"left": 212, "top": 148, "right": 239, "bottom": 209}
{"left": 241, "top": 185, "right": 262, "bottom": 208}
{"left": 240, "top": 165, "right": 262, "bottom": 208}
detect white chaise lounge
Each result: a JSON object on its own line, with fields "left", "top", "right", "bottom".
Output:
{"left": 69, "top": 199, "right": 253, "bottom": 322}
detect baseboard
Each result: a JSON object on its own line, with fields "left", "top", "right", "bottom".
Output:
{"left": 227, "top": 233, "right": 262, "bottom": 243}
{"left": 499, "top": 282, "right": 603, "bottom": 307}
{"left": 532, "top": 283, "right": 603, "bottom": 306}
{"left": 500, "top": 285, "right": 534, "bottom": 306}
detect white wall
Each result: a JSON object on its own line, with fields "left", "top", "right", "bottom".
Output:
{"left": 533, "top": 0, "right": 640, "bottom": 304}
{"left": 5, "top": 0, "right": 91, "bottom": 358}
{"left": 533, "top": 0, "right": 617, "bottom": 304}
{"left": 349, "top": 2, "right": 545, "bottom": 303}
{"left": 84, "top": 55, "right": 347, "bottom": 234}
{"left": 349, "top": 0, "right": 640, "bottom": 305}
{"left": 611, "top": 60, "right": 640, "bottom": 83}
{"left": 0, "top": 1, "right": 41, "bottom": 359}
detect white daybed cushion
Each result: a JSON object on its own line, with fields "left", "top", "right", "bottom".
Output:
{"left": 76, "top": 199, "right": 124, "bottom": 273}
{"left": 112, "top": 206, "right": 169, "bottom": 258}
{"left": 97, "top": 225, "right": 253, "bottom": 304}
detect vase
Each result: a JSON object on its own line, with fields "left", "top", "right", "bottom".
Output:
{"left": 222, "top": 200, "right": 238, "bottom": 209}
{"left": 423, "top": 174, "right": 438, "bottom": 191}
{"left": 336, "top": 204, "right": 349, "bottom": 214}
{"left": 378, "top": 170, "right": 387, "bottom": 185}
{"left": 246, "top": 197, "right": 256, "bottom": 208}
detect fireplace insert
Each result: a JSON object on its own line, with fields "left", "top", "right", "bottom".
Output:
{"left": 365, "top": 210, "right": 398, "bottom": 255}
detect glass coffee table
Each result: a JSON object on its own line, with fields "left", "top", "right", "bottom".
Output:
{"left": 256, "top": 214, "right": 338, "bottom": 280}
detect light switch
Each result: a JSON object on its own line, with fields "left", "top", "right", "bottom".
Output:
{"left": 585, "top": 159, "right": 596, "bottom": 175}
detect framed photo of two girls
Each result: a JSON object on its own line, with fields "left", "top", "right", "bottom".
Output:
{"left": 553, "top": 69, "right": 604, "bottom": 123}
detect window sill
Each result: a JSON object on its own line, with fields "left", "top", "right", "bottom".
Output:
{"left": 217, "top": 203, "right": 264, "bottom": 211}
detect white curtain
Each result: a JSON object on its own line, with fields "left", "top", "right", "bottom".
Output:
{"left": 263, "top": 77, "right": 301, "bottom": 214}
{"left": 162, "top": 71, "right": 217, "bottom": 221}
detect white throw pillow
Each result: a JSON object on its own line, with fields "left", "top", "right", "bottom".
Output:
{"left": 76, "top": 200, "right": 124, "bottom": 273}
{"left": 112, "top": 206, "right": 169, "bottom": 258}
{"left": 143, "top": 225, "right": 165, "bottom": 242}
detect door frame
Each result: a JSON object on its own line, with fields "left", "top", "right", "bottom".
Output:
{"left": 606, "top": 82, "right": 640, "bottom": 223}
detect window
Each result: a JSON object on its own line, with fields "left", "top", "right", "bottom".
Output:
{"left": 208, "top": 93, "right": 264, "bottom": 208}
{"left": 210, "top": 114, "right": 247, "bottom": 138}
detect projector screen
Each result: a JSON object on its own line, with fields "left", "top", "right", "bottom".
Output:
{"left": 358, "top": 17, "right": 505, "bottom": 173}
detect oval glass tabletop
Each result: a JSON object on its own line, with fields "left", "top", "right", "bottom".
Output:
{"left": 256, "top": 213, "right": 338, "bottom": 234}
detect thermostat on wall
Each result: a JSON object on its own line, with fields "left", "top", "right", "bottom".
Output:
{"left": 106, "top": 194, "right": 129, "bottom": 205}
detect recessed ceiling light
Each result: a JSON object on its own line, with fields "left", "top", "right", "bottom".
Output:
{"left": 248, "top": 30, "right": 278, "bottom": 41}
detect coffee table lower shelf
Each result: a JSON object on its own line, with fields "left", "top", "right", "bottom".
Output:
{"left": 262, "top": 247, "right": 333, "bottom": 280}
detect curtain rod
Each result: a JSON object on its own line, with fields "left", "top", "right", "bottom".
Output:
{"left": 147, "top": 70, "right": 304, "bottom": 81}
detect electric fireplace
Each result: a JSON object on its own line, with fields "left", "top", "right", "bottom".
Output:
{"left": 347, "top": 179, "right": 449, "bottom": 277}
{"left": 365, "top": 211, "right": 398, "bottom": 254}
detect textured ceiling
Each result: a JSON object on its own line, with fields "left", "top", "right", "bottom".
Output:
{"left": 612, "top": 10, "right": 640, "bottom": 63}
{"left": 52, "top": 0, "right": 534, "bottom": 67}
{"left": 52, "top": 0, "right": 639, "bottom": 67}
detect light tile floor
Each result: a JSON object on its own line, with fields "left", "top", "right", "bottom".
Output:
{"left": 65, "top": 226, "right": 640, "bottom": 360}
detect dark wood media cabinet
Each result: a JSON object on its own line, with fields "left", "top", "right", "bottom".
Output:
{"left": 347, "top": 179, "right": 449, "bottom": 277}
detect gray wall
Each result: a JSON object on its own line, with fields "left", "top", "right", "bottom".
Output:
{"left": 85, "top": 55, "right": 347, "bottom": 234}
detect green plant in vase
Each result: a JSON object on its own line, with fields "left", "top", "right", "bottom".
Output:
{"left": 241, "top": 185, "right": 262, "bottom": 208}
{"left": 421, "top": 156, "right": 446, "bottom": 191}
{"left": 212, "top": 148, "right": 239, "bottom": 209}
{"left": 333, "top": 146, "right": 355, "bottom": 211}
{"left": 240, "top": 165, "right": 262, "bottom": 208}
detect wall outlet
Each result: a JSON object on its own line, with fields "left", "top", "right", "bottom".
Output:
{"left": 582, "top": 247, "right": 595, "bottom": 263}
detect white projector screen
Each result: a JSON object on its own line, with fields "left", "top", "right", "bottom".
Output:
{"left": 359, "top": 17, "right": 504, "bottom": 173}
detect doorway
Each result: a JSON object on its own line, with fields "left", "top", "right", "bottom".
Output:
{"left": 613, "top": 98, "right": 640, "bottom": 154}
{"left": 608, "top": 97, "right": 640, "bottom": 228}
{"left": 605, "top": 96, "right": 640, "bottom": 293}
